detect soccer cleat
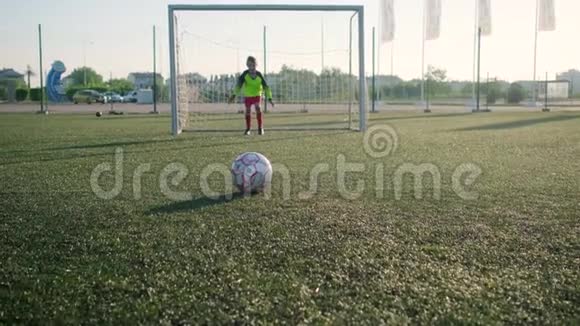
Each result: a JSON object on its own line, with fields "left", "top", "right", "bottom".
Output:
{"left": 258, "top": 128, "right": 264, "bottom": 135}
{"left": 244, "top": 129, "right": 251, "bottom": 136}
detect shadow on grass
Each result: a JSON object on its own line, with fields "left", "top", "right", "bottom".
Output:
{"left": 268, "top": 121, "right": 349, "bottom": 129}
{"left": 453, "top": 114, "right": 580, "bottom": 131}
{"left": 187, "top": 126, "right": 348, "bottom": 132}
{"left": 46, "top": 128, "right": 348, "bottom": 151}
{"left": 147, "top": 193, "right": 248, "bottom": 215}
{"left": 185, "top": 112, "right": 369, "bottom": 124}
{"left": 193, "top": 112, "right": 474, "bottom": 129}
{"left": 0, "top": 137, "right": 185, "bottom": 155}
{"left": 0, "top": 130, "right": 349, "bottom": 166}
{"left": 44, "top": 138, "right": 183, "bottom": 151}
{"left": 268, "top": 112, "right": 473, "bottom": 128}
{"left": 370, "top": 112, "right": 473, "bottom": 123}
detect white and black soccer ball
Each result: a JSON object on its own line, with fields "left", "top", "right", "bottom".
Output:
{"left": 231, "top": 152, "right": 272, "bottom": 193}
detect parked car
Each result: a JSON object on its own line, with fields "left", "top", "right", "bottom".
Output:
{"left": 103, "top": 92, "right": 123, "bottom": 103}
{"left": 72, "top": 90, "right": 107, "bottom": 104}
{"left": 123, "top": 91, "right": 138, "bottom": 103}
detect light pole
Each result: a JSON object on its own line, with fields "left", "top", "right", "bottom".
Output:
{"left": 38, "top": 24, "right": 45, "bottom": 113}
{"left": 321, "top": 16, "right": 324, "bottom": 71}
{"left": 533, "top": 0, "right": 539, "bottom": 102}
{"left": 153, "top": 25, "right": 158, "bottom": 114}
{"left": 263, "top": 25, "right": 268, "bottom": 113}
{"left": 83, "top": 40, "right": 94, "bottom": 86}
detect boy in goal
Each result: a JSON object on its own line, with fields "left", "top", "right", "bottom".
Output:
{"left": 228, "top": 56, "right": 275, "bottom": 135}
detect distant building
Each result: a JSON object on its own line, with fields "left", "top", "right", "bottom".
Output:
{"left": 127, "top": 72, "right": 164, "bottom": 90}
{"left": 0, "top": 68, "right": 25, "bottom": 102}
{"left": 0, "top": 68, "right": 24, "bottom": 80}
{"left": 556, "top": 69, "right": 580, "bottom": 95}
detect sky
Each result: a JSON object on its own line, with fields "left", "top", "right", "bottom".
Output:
{"left": 1, "top": 0, "right": 579, "bottom": 87}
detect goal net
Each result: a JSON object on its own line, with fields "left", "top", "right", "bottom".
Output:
{"left": 536, "top": 80, "right": 571, "bottom": 100}
{"left": 168, "top": 5, "right": 367, "bottom": 135}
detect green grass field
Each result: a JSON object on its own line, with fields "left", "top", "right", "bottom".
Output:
{"left": 1, "top": 111, "right": 579, "bottom": 324}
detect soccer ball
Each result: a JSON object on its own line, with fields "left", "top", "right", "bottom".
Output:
{"left": 231, "top": 152, "right": 272, "bottom": 193}
{"left": 96, "top": 111, "right": 102, "bottom": 117}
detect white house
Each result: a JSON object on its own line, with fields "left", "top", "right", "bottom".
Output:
{"left": 0, "top": 68, "right": 25, "bottom": 102}
{"left": 127, "top": 72, "right": 163, "bottom": 90}
{"left": 556, "top": 69, "right": 580, "bottom": 96}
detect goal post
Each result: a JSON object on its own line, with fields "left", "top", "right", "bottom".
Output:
{"left": 168, "top": 4, "right": 367, "bottom": 135}
{"left": 534, "top": 79, "right": 571, "bottom": 111}
{"left": 536, "top": 80, "right": 571, "bottom": 100}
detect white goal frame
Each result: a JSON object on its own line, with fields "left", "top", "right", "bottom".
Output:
{"left": 168, "top": 4, "right": 367, "bottom": 136}
{"left": 536, "top": 80, "right": 571, "bottom": 100}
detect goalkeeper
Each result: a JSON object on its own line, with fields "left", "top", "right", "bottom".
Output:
{"left": 228, "top": 56, "right": 275, "bottom": 135}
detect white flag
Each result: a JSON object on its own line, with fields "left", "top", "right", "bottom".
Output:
{"left": 478, "top": 0, "right": 492, "bottom": 36}
{"left": 539, "top": 0, "right": 556, "bottom": 31}
{"left": 380, "top": 0, "right": 395, "bottom": 43}
{"left": 425, "top": 0, "right": 442, "bottom": 41}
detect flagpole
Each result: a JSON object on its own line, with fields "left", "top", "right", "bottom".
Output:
{"left": 263, "top": 25, "right": 268, "bottom": 113}
{"left": 38, "top": 24, "right": 45, "bottom": 114}
{"left": 152, "top": 25, "right": 158, "bottom": 114}
{"left": 377, "top": 16, "right": 381, "bottom": 77}
{"left": 472, "top": 0, "right": 479, "bottom": 106}
{"left": 321, "top": 16, "right": 324, "bottom": 71}
{"left": 372, "top": 27, "right": 376, "bottom": 113}
{"left": 544, "top": 71, "right": 549, "bottom": 111}
{"left": 533, "top": 0, "right": 539, "bottom": 103}
{"left": 377, "top": 13, "right": 381, "bottom": 102}
{"left": 391, "top": 41, "right": 394, "bottom": 77}
{"left": 476, "top": 27, "right": 482, "bottom": 112}
{"left": 421, "top": 0, "right": 426, "bottom": 105}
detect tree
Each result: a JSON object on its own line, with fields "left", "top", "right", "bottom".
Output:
{"left": 15, "top": 89, "right": 28, "bottom": 102}
{"left": 269, "top": 65, "right": 319, "bottom": 103}
{"left": 67, "top": 67, "right": 103, "bottom": 86}
{"left": 108, "top": 78, "right": 134, "bottom": 95}
{"left": 460, "top": 83, "right": 474, "bottom": 97}
{"left": 426, "top": 66, "right": 447, "bottom": 82}
{"left": 29, "top": 88, "right": 42, "bottom": 101}
{"left": 507, "top": 83, "right": 526, "bottom": 104}
{"left": 483, "top": 80, "right": 503, "bottom": 104}
{"left": 153, "top": 79, "right": 164, "bottom": 102}
{"left": 425, "top": 66, "right": 451, "bottom": 98}
{"left": 25, "top": 65, "right": 35, "bottom": 96}
{"left": 379, "top": 85, "right": 392, "bottom": 98}
{"left": 161, "top": 84, "right": 170, "bottom": 102}
{"left": 405, "top": 81, "right": 422, "bottom": 98}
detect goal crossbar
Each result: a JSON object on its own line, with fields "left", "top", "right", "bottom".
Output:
{"left": 168, "top": 4, "right": 367, "bottom": 135}
{"left": 168, "top": 4, "right": 365, "bottom": 12}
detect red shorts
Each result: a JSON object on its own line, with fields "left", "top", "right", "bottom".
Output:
{"left": 244, "top": 96, "right": 261, "bottom": 108}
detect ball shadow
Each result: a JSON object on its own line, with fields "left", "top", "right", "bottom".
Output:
{"left": 147, "top": 192, "right": 259, "bottom": 215}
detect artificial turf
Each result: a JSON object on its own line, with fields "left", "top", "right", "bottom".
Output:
{"left": 0, "top": 111, "right": 578, "bottom": 324}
